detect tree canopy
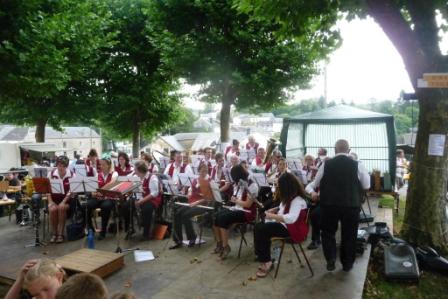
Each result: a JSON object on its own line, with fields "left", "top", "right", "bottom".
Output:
{"left": 0, "top": 0, "right": 116, "bottom": 142}
{"left": 96, "top": 0, "right": 183, "bottom": 158}
{"left": 149, "top": 0, "right": 340, "bottom": 143}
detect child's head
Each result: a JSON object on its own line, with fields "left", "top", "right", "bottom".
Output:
{"left": 55, "top": 273, "right": 107, "bottom": 299}
{"left": 23, "top": 259, "right": 65, "bottom": 299}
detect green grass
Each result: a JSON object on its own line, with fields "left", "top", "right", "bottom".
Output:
{"left": 363, "top": 195, "right": 448, "bottom": 299}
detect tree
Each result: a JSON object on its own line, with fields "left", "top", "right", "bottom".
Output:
{"left": 97, "top": 0, "right": 182, "bottom": 158}
{"left": 0, "top": 0, "right": 115, "bottom": 142}
{"left": 149, "top": 0, "right": 339, "bottom": 144}
{"left": 237, "top": 0, "right": 448, "bottom": 252}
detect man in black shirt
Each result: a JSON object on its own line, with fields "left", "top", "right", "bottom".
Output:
{"left": 312, "top": 140, "right": 370, "bottom": 272}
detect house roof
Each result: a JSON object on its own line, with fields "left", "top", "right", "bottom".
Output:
{"left": 0, "top": 125, "right": 100, "bottom": 141}
{"left": 287, "top": 105, "right": 392, "bottom": 121}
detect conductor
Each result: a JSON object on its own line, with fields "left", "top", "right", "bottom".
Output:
{"left": 311, "top": 139, "right": 370, "bottom": 272}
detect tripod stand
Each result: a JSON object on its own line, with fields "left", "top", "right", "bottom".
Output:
{"left": 25, "top": 194, "right": 46, "bottom": 247}
{"left": 114, "top": 195, "right": 139, "bottom": 254}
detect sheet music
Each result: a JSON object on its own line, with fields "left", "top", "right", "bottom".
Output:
{"left": 239, "top": 150, "right": 249, "bottom": 162}
{"left": 134, "top": 250, "right": 155, "bottom": 262}
{"left": 210, "top": 181, "right": 223, "bottom": 203}
{"left": 162, "top": 179, "right": 180, "bottom": 195}
{"left": 33, "top": 167, "right": 49, "bottom": 178}
{"left": 69, "top": 176, "right": 98, "bottom": 193}
{"left": 191, "top": 155, "right": 205, "bottom": 167}
{"left": 50, "top": 179, "right": 64, "bottom": 194}
{"left": 74, "top": 164, "right": 88, "bottom": 177}
{"left": 287, "top": 159, "right": 302, "bottom": 171}
{"left": 117, "top": 175, "right": 140, "bottom": 182}
{"left": 252, "top": 173, "right": 269, "bottom": 187}
{"left": 177, "top": 173, "right": 198, "bottom": 187}
{"left": 247, "top": 148, "right": 256, "bottom": 161}
{"left": 159, "top": 157, "right": 170, "bottom": 169}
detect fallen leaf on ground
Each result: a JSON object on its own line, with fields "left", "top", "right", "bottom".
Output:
{"left": 242, "top": 281, "right": 247, "bottom": 286}
{"left": 124, "top": 281, "right": 132, "bottom": 288}
{"left": 248, "top": 276, "right": 257, "bottom": 281}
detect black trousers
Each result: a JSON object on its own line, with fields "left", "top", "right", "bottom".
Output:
{"left": 310, "top": 204, "right": 321, "bottom": 242}
{"left": 85, "top": 197, "right": 115, "bottom": 234}
{"left": 172, "top": 206, "right": 206, "bottom": 243}
{"left": 122, "top": 200, "right": 155, "bottom": 237}
{"left": 214, "top": 209, "right": 246, "bottom": 229}
{"left": 321, "top": 205, "right": 360, "bottom": 267}
{"left": 254, "top": 222, "right": 290, "bottom": 263}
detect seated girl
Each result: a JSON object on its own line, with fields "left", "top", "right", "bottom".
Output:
{"left": 253, "top": 172, "right": 308, "bottom": 278}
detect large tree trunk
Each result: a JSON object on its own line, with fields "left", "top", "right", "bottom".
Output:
{"left": 366, "top": 0, "right": 448, "bottom": 252}
{"left": 35, "top": 119, "right": 47, "bottom": 143}
{"left": 132, "top": 120, "right": 140, "bottom": 159}
{"left": 401, "top": 90, "right": 448, "bottom": 252}
{"left": 220, "top": 99, "right": 231, "bottom": 143}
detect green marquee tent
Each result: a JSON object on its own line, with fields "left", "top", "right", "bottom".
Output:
{"left": 280, "top": 104, "right": 396, "bottom": 184}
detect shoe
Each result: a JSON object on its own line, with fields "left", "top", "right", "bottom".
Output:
{"left": 307, "top": 241, "right": 320, "bottom": 250}
{"left": 342, "top": 264, "right": 353, "bottom": 272}
{"left": 213, "top": 242, "right": 223, "bottom": 254}
{"left": 220, "top": 245, "right": 231, "bottom": 260}
{"left": 188, "top": 239, "right": 196, "bottom": 248}
{"left": 169, "top": 243, "right": 182, "bottom": 250}
{"left": 326, "top": 260, "right": 336, "bottom": 271}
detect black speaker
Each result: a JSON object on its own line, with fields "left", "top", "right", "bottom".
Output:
{"left": 415, "top": 246, "right": 448, "bottom": 275}
{"left": 384, "top": 243, "right": 420, "bottom": 282}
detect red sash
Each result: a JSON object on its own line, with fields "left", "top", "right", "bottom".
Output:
{"left": 255, "top": 156, "right": 263, "bottom": 166}
{"left": 284, "top": 203, "right": 309, "bottom": 243}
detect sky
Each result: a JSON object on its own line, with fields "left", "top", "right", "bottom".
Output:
{"left": 183, "top": 16, "right": 447, "bottom": 109}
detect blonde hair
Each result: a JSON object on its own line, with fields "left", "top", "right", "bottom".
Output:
{"left": 23, "top": 259, "right": 66, "bottom": 289}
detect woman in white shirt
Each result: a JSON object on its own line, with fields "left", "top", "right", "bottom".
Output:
{"left": 254, "top": 172, "right": 309, "bottom": 278}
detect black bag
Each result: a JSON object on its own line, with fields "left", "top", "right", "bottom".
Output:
{"left": 415, "top": 246, "right": 448, "bottom": 275}
{"left": 384, "top": 243, "right": 420, "bottom": 282}
{"left": 66, "top": 199, "right": 85, "bottom": 241}
{"left": 66, "top": 222, "right": 84, "bottom": 241}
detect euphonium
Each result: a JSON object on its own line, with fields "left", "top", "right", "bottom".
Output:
{"left": 263, "top": 138, "right": 278, "bottom": 165}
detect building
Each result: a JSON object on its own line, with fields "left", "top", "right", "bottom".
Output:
{"left": 0, "top": 125, "right": 101, "bottom": 158}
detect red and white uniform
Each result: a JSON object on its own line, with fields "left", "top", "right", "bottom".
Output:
{"left": 115, "top": 165, "right": 134, "bottom": 176}
{"left": 86, "top": 159, "right": 100, "bottom": 172}
{"left": 148, "top": 163, "right": 159, "bottom": 174}
{"left": 233, "top": 180, "right": 259, "bottom": 223}
{"left": 278, "top": 196, "right": 308, "bottom": 243}
{"left": 48, "top": 169, "right": 75, "bottom": 204}
{"left": 98, "top": 171, "right": 118, "bottom": 188}
{"left": 164, "top": 162, "right": 193, "bottom": 184}
{"left": 141, "top": 172, "right": 162, "bottom": 208}
{"left": 188, "top": 176, "right": 210, "bottom": 204}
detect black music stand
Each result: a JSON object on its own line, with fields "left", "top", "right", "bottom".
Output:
{"left": 117, "top": 176, "right": 141, "bottom": 242}
{"left": 69, "top": 177, "right": 98, "bottom": 234}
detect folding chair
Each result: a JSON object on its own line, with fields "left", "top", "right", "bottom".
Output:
{"left": 271, "top": 208, "right": 314, "bottom": 278}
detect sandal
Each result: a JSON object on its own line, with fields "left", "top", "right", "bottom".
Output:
{"left": 220, "top": 245, "right": 231, "bottom": 260}
{"left": 256, "top": 262, "right": 273, "bottom": 278}
{"left": 50, "top": 235, "right": 57, "bottom": 243}
{"left": 213, "top": 242, "right": 223, "bottom": 254}
{"left": 56, "top": 235, "right": 64, "bottom": 243}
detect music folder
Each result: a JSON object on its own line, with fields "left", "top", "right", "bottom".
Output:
{"left": 32, "top": 178, "right": 51, "bottom": 194}
{"left": 69, "top": 176, "right": 98, "bottom": 193}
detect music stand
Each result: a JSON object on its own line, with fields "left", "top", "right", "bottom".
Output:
{"left": 74, "top": 164, "right": 88, "bottom": 177}
{"left": 287, "top": 159, "right": 302, "bottom": 172}
{"left": 117, "top": 175, "right": 142, "bottom": 242}
{"left": 69, "top": 177, "right": 98, "bottom": 234}
{"left": 33, "top": 167, "right": 48, "bottom": 178}
{"left": 252, "top": 173, "right": 269, "bottom": 188}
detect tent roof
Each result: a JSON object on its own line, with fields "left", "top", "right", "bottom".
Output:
{"left": 159, "top": 135, "right": 185, "bottom": 152}
{"left": 287, "top": 105, "right": 392, "bottom": 122}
